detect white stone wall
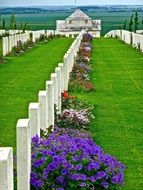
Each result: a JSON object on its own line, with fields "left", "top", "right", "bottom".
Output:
{"left": 2, "top": 33, "right": 30, "bottom": 56}
{"left": 132, "top": 32, "right": 143, "bottom": 52}
{"left": 54, "top": 30, "right": 100, "bottom": 38}
{"left": 105, "top": 30, "right": 121, "bottom": 38}
{"left": 136, "top": 30, "right": 143, "bottom": 35}
{"left": 32, "top": 30, "right": 45, "bottom": 42}
{"left": 89, "top": 31, "right": 100, "bottom": 38}
{"left": 105, "top": 30, "right": 143, "bottom": 53}
{"left": 2, "top": 30, "right": 50, "bottom": 56}
{"left": 121, "top": 30, "right": 132, "bottom": 45}
{"left": 65, "top": 18, "right": 93, "bottom": 29}
{"left": 0, "top": 30, "right": 6, "bottom": 36}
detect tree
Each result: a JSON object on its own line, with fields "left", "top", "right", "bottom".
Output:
{"left": 9, "top": 15, "right": 16, "bottom": 29}
{"left": 0, "top": 15, "right": 2, "bottom": 29}
{"left": 134, "top": 11, "right": 139, "bottom": 32}
{"left": 123, "top": 19, "right": 127, "bottom": 30}
{"left": 14, "top": 21, "right": 17, "bottom": 29}
{"left": 27, "top": 24, "right": 30, "bottom": 31}
{"left": 23, "top": 22, "right": 27, "bottom": 32}
{"left": 142, "top": 20, "right": 143, "bottom": 29}
{"left": 20, "top": 22, "right": 23, "bottom": 30}
{"left": 118, "top": 25, "right": 122, "bottom": 29}
{"left": 129, "top": 14, "right": 134, "bottom": 31}
{"left": 2, "top": 18, "right": 5, "bottom": 29}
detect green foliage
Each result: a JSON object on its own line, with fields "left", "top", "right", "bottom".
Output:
{"left": 20, "top": 22, "right": 23, "bottom": 30}
{"left": 22, "top": 22, "right": 27, "bottom": 32}
{"left": 38, "top": 34, "right": 47, "bottom": 42}
{"left": 0, "top": 15, "right": 1, "bottom": 29}
{"left": 129, "top": 14, "right": 133, "bottom": 31}
{"left": 123, "top": 19, "right": 127, "bottom": 30}
{"left": 134, "top": 11, "right": 139, "bottom": 31}
{"left": 9, "top": 14, "right": 16, "bottom": 29}
{"left": 2, "top": 17, "right": 5, "bottom": 29}
{"left": 14, "top": 21, "right": 17, "bottom": 29}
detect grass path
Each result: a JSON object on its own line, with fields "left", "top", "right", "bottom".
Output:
{"left": 74, "top": 38, "right": 143, "bottom": 190}
{"left": 0, "top": 37, "right": 73, "bottom": 149}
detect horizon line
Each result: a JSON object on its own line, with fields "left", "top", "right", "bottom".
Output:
{"left": 0, "top": 4, "right": 143, "bottom": 8}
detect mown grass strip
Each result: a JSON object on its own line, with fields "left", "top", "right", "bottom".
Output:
{"left": 0, "top": 37, "right": 74, "bottom": 150}
{"left": 73, "top": 38, "right": 143, "bottom": 190}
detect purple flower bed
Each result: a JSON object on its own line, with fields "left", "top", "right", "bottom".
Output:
{"left": 31, "top": 127, "right": 125, "bottom": 190}
{"left": 83, "top": 33, "right": 93, "bottom": 42}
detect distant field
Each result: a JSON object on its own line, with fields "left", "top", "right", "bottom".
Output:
{"left": 3, "top": 11, "right": 143, "bottom": 35}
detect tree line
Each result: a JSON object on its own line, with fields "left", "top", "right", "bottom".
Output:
{"left": 0, "top": 15, "right": 30, "bottom": 31}
{"left": 122, "top": 11, "right": 143, "bottom": 31}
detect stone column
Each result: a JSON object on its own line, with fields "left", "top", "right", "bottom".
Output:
{"left": 29, "top": 103, "right": 40, "bottom": 138}
{"left": 38, "top": 91, "right": 47, "bottom": 131}
{"left": 0, "top": 148, "right": 13, "bottom": 190}
{"left": 8, "top": 36, "right": 12, "bottom": 53}
{"left": 51, "top": 73, "right": 58, "bottom": 106}
{"left": 2, "top": 37, "right": 7, "bottom": 56}
{"left": 17, "top": 119, "right": 31, "bottom": 190}
{"left": 11, "top": 36, "right": 14, "bottom": 49}
{"left": 58, "top": 63, "right": 64, "bottom": 92}
{"left": 55, "top": 67, "right": 62, "bottom": 113}
{"left": 63, "top": 54, "right": 69, "bottom": 91}
{"left": 46, "top": 81, "right": 54, "bottom": 129}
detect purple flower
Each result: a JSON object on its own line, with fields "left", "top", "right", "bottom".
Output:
{"left": 87, "top": 162, "right": 100, "bottom": 171}
{"left": 75, "top": 164, "right": 82, "bottom": 171}
{"left": 31, "top": 179, "right": 44, "bottom": 189}
{"left": 112, "top": 173, "right": 124, "bottom": 185}
{"left": 101, "top": 181, "right": 109, "bottom": 189}
{"left": 47, "top": 162, "right": 59, "bottom": 171}
{"left": 33, "top": 158, "right": 45, "bottom": 168}
{"left": 96, "top": 171, "right": 107, "bottom": 180}
{"left": 56, "top": 176, "right": 64, "bottom": 184}
{"left": 90, "top": 176, "right": 97, "bottom": 182}
{"left": 79, "top": 182, "right": 87, "bottom": 187}
{"left": 61, "top": 169, "right": 68, "bottom": 175}
{"left": 72, "top": 155, "right": 79, "bottom": 162}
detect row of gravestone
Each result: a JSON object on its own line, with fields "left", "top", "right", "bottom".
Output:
{"left": 1, "top": 29, "right": 78, "bottom": 56}
{"left": 0, "top": 30, "right": 85, "bottom": 190}
{"left": 2, "top": 30, "right": 50, "bottom": 56}
{"left": 0, "top": 30, "right": 24, "bottom": 36}
{"left": 105, "top": 30, "right": 143, "bottom": 52}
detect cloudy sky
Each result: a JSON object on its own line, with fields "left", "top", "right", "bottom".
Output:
{"left": 0, "top": 0, "right": 143, "bottom": 7}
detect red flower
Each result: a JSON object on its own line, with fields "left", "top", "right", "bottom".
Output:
{"left": 62, "top": 91, "right": 69, "bottom": 99}
{"left": 71, "top": 96, "right": 76, "bottom": 100}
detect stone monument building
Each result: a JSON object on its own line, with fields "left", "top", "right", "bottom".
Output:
{"left": 56, "top": 9, "right": 101, "bottom": 37}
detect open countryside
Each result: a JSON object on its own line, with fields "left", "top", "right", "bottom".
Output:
{"left": 1, "top": 6, "right": 143, "bottom": 35}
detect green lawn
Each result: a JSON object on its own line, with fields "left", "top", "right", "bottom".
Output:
{"left": 0, "top": 37, "right": 73, "bottom": 150}
{"left": 73, "top": 38, "right": 143, "bottom": 189}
